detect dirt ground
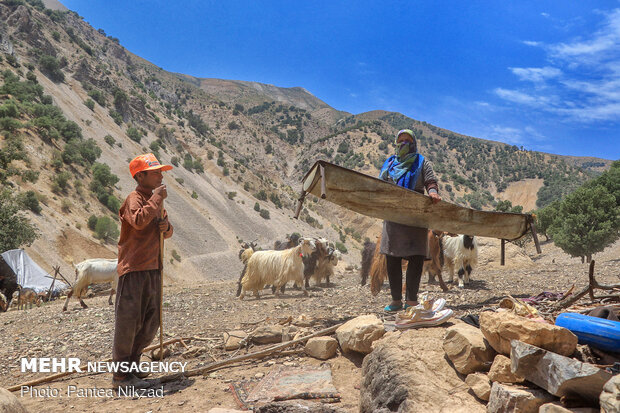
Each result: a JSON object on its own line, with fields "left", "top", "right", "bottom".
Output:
{"left": 1, "top": 239, "right": 619, "bottom": 412}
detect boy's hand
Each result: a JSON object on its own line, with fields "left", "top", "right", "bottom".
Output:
{"left": 158, "top": 217, "right": 170, "bottom": 232}
{"left": 153, "top": 184, "right": 168, "bottom": 199}
{"left": 429, "top": 192, "right": 441, "bottom": 204}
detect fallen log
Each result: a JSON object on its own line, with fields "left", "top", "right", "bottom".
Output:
{"left": 157, "top": 322, "right": 345, "bottom": 383}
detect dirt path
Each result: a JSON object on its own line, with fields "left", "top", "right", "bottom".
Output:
{"left": 1, "top": 239, "right": 619, "bottom": 412}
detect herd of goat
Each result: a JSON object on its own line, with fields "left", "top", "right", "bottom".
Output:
{"left": 0, "top": 231, "right": 478, "bottom": 311}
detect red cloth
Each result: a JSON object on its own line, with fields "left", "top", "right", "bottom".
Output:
{"left": 117, "top": 186, "right": 173, "bottom": 276}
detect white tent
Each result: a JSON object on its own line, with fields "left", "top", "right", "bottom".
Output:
{"left": 0, "top": 249, "right": 68, "bottom": 293}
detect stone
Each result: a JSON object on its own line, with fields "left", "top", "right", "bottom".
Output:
{"left": 335, "top": 314, "right": 385, "bottom": 354}
{"left": 480, "top": 311, "right": 578, "bottom": 356}
{"left": 281, "top": 326, "right": 298, "bottom": 342}
{"left": 487, "top": 382, "right": 555, "bottom": 413}
{"left": 293, "top": 314, "right": 315, "bottom": 327}
{"left": 207, "top": 409, "right": 246, "bottom": 413}
{"left": 223, "top": 330, "right": 248, "bottom": 350}
{"left": 510, "top": 340, "right": 612, "bottom": 403}
{"left": 254, "top": 400, "right": 347, "bottom": 412}
{"left": 360, "top": 329, "right": 485, "bottom": 412}
{"left": 0, "top": 387, "right": 28, "bottom": 413}
{"left": 488, "top": 355, "right": 524, "bottom": 384}
{"left": 600, "top": 375, "right": 620, "bottom": 413}
{"left": 465, "top": 373, "right": 491, "bottom": 401}
{"left": 251, "top": 325, "right": 284, "bottom": 344}
{"left": 539, "top": 402, "right": 598, "bottom": 413}
{"left": 305, "top": 336, "right": 338, "bottom": 360}
{"left": 443, "top": 321, "right": 496, "bottom": 374}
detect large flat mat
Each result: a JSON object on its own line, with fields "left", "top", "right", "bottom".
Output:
{"left": 301, "top": 161, "right": 531, "bottom": 240}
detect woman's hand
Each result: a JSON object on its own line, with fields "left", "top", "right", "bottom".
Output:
{"left": 429, "top": 192, "right": 441, "bottom": 204}
{"left": 158, "top": 217, "right": 170, "bottom": 232}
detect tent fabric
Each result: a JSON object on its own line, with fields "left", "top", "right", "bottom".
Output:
{"left": 0, "top": 249, "right": 67, "bottom": 292}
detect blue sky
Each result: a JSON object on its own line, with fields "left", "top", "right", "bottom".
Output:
{"left": 62, "top": 1, "right": 620, "bottom": 160}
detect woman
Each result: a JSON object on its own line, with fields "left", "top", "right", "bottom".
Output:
{"left": 379, "top": 129, "right": 441, "bottom": 312}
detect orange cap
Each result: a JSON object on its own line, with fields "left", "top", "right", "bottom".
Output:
{"left": 129, "top": 153, "right": 173, "bottom": 177}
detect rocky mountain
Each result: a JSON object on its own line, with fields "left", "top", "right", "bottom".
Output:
{"left": 0, "top": 0, "right": 612, "bottom": 283}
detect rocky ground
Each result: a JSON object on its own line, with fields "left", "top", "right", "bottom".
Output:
{"left": 0, "top": 238, "right": 618, "bottom": 412}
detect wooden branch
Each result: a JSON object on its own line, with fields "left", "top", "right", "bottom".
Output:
{"left": 551, "top": 261, "right": 620, "bottom": 312}
{"left": 157, "top": 322, "right": 344, "bottom": 383}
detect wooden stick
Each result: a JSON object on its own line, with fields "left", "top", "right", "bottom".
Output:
{"left": 159, "top": 204, "right": 165, "bottom": 361}
{"left": 293, "top": 190, "right": 307, "bottom": 219}
{"left": 319, "top": 164, "right": 326, "bottom": 199}
{"left": 46, "top": 267, "right": 59, "bottom": 302}
{"left": 530, "top": 218, "right": 542, "bottom": 254}
{"left": 500, "top": 239, "right": 505, "bottom": 266}
{"left": 157, "top": 322, "right": 344, "bottom": 382}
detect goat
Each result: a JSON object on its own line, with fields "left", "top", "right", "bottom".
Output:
{"left": 16, "top": 287, "right": 42, "bottom": 310}
{"left": 304, "top": 238, "right": 330, "bottom": 287}
{"left": 235, "top": 247, "right": 256, "bottom": 297}
{"left": 273, "top": 233, "right": 301, "bottom": 251}
{"left": 62, "top": 258, "right": 118, "bottom": 311}
{"left": 443, "top": 235, "right": 478, "bottom": 289}
{"left": 311, "top": 248, "right": 341, "bottom": 286}
{"left": 360, "top": 240, "right": 376, "bottom": 286}
{"left": 0, "top": 291, "right": 7, "bottom": 312}
{"left": 422, "top": 230, "right": 449, "bottom": 292}
{"left": 0, "top": 256, "right": 19, "bottom": 312}
{"left": 239, "top": 238, "right": 315, "bottom": 299}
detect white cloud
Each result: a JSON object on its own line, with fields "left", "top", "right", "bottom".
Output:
{"left": 498, "top": 8, "right": 620, "bottom": 123}
{"left": 488, "top": 126, "right": 525, "bottom": 145}
{"left": 541, "top": 12, "right": 550, "bottom": 18}
{"left": 509, "top": 66, "right": 562, "bottom": 83}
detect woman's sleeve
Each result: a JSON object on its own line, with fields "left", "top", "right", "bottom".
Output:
{"left": 423, "top": 160, "right": 439, "bottom": 194}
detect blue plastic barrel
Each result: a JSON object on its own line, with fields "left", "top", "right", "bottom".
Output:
{"left": 555, "top": 312, "right": 620, "bottom": 353}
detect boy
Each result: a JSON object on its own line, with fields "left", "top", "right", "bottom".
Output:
{"left": 112, "top": 153, "right": 173, "bottom": 388}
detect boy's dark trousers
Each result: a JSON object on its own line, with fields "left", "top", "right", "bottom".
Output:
{"left": 112, "top": 270, "right": 161, "bottom": 370}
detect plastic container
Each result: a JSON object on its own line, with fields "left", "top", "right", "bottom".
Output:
{"left": 555, "top": 312, "right": 620, "bottom": 353}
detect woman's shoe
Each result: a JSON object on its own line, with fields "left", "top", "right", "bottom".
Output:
{"left": 384, "top": 302, "right": 403, "bottom": 312}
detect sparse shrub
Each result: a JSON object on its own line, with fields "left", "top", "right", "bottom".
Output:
{"left": 0, "top": 190, "right": 38, "bottom": 252}
{"left": 175, "top": 177, "right": 184, "bottom": 185}
{"left": 191, "top": 191, "right": 198, "bottom": 199}
{"left": 227, "top": 191, "right": 236, "bottom": 200}
{"left": 88, "top": 89, "right": 106, "bottom": 106}
{"left": 19, "top": 191, "right": 41, "bottom": 213}
{"left": 227, "top": 121, "right": 239, "bottom": 130}
{"left": 84, "top": 99, "right": 95, "bottom": 111}
{"left": 87, "top": 214, "right": 97, "bottom": 230}
{"left": 171, "top": 156, "right": 179, "bottom": 167}
{"left": 335, "top": 242, "right": 347, "bottom": 253}
{"left": 104, "top": 134, "right": 115, "bottom": 146}
{"left": 61, "top": 198, "right": 71, "bottom": 213}
{"left": 259, "top": 208, "right": 270, "bottom": 219}
{"left": 38, "top": 55, "right": 64, "bottom": 82}
{"left": 254, "top": 202, "right": 260, "bottom": 212}
{"left": 51, "top": 31, "right": 61, "bottom": 41}
{"left": 52, "top": 171, "right": 71, "bottom": 193}
{"left": 94, "top": 216, "right": 119, "bottom": 242}
{"left": 127, "top": 127, "right": 141, "bottom": 143}
{"left": 171, "top": 249, "right": 181, "bottom": 262}
{"left": 109, "top": 109, "right": 122, "bottom": 125}
{"left": 255, "top": 190, "right": 267, "bottom": 201}
{"left": 21, "top": 170, "right": 39, "bottom": 183}
{"left": 223, "top": 166, "right": 229, "bottom": 176}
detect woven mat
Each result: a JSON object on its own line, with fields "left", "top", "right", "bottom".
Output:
{"left": 230, "top": 364, "right": 340, "bottom": 410}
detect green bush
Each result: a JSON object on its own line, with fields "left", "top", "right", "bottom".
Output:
{"left": 227, "top": 191, "right": 237, "bottom": 200}
{"left": 21, "top": 170, "right": 39, "bottom": 183}
{"left": 87, "top": 214, "right": 98, "bottom": 230}
{"left": 335, "top": 242, "right": 347, "bottom": 254}
{"left": 94, "top": 216, "right": 119, "bottom": 242}
{"left": 52, "top": 171, "right": 71, "bottom": 192}
{"left": 109, "top": 109, "right": 122, "bottom": 125}
{"left": 84, "top": 99, "right": 95, "bottom": 111}
{"left": 0, "top": 190, "right": 38, "bottom": 252}
{"left": 170, "top": 156, "right": 179, "bottom": 167}
{"left": 255, "top": 190, "right": 267, "bottom": 201}
{"left": 223, "top": 166, "right": 229, "bottom": 176}
{"left": 0, "top": 117, "right": 21, "bottom": 132}
{"left": 19, "top": 191, "right": 41, "bottom": 214}
{"left": 0, "top": 101, "right": 19, "bottom": 118}
{"left": 171, "top": 249, "right": 181, "bottom": 262}
{"left": 88, "top": 89, "right": 106, "bottom": 106}
{"left": 259, "top": 208, "right": 270, "bottom": 219}
{"left": 104, "top": 134, "right": 115, "bottom": 146}
{"left": 51, "top": 31, "right": 61, "bottom": 41}
{"left": 38, "top": 55, "right": 64, "bottom": 82}
{"left": 126, "top": 127, "right": 141, "bottom": 143}
{"left": 62, "top": 138, "right": 102, "bottom": 166}
{"left": 191, "top": 191, "right": 198, "bottom": 199}
{"left": 254, "top": 202, "right": 260, "bottom": 212}
{"left": 227, "top": 121, "right": 239, "bottom": 130}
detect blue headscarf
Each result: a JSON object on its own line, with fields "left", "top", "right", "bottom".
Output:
{"left": 379, "top": 129, "right": 424, "bottom": 189}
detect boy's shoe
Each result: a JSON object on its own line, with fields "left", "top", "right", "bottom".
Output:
{"left": 384, "top": 302, "right": 403, "bottom": 312}
{"left": 112, "top": 373, "right": 151, "bottom": 389}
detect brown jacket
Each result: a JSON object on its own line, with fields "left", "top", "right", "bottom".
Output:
{"left": 117, "top": 186, "right": 173, "bottom": 276}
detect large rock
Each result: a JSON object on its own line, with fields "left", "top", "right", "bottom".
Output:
{"left": 361, "top": 329, "right": 485, "bottom": 412}
{"left": 251, "top": 325, "right": 284, "bottom": 344}
{"left": 539, "top": 403, "right": 598, "bottom": 413}
{"left": 599, "top": 374, "right": 620, "bottom": 413}
{"left": 305, "top": 336, "right": 338, "bottom": 360}
{"left": 465, "top": 373, "right": 492, "bottom": 401}
{"left": 487, "top": 355, "right": 524, "bottom": 384}
{"left": 254, "top": 400, "right": 347, "bottom": 412}
{"left": 487, "top": 382, "right": 555, "bottom": 413}
{"left": 223, "top": 330, "right": 248, "bottom": 350}
{"left": 443, "top": 322, "right": 496, "bottom": 374}
{"left": 510, "top": 340, "right": 612, "bottom": 403}
{"left": 335, "top": 314, "right": 385, "bottom": 354}
{"left": 480, "top": 311, "right": 577, "bottom": 356}
{"left": 0, "top": 388, "right": 28, "bottom": 413}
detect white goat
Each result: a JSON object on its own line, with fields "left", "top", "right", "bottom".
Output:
{"left": 62, "top": 259, "right": 118, "bottom": 311}
{"left": 443, "top": 235, "right": 478, "bottom": 289}
{"left": 239, "top": 239, "right": 315, "bottom": 299}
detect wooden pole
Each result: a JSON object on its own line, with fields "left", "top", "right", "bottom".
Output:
{"left": 319, "top": 164, "right": 327, "bottom": 199}
{"left": 158, "top": 204, "right": 165, "bottom": 361}
{"left": 500, "top": 239, "right": 505, "bottom": 266}
{"left": 293, "top": 190, "right": 307, "bottom": 219}
{"left": 529, "top": 217, "right": 542, "bottom": 254}
{"left": 46, "top": 266, "right": 59, "bottom": 302}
